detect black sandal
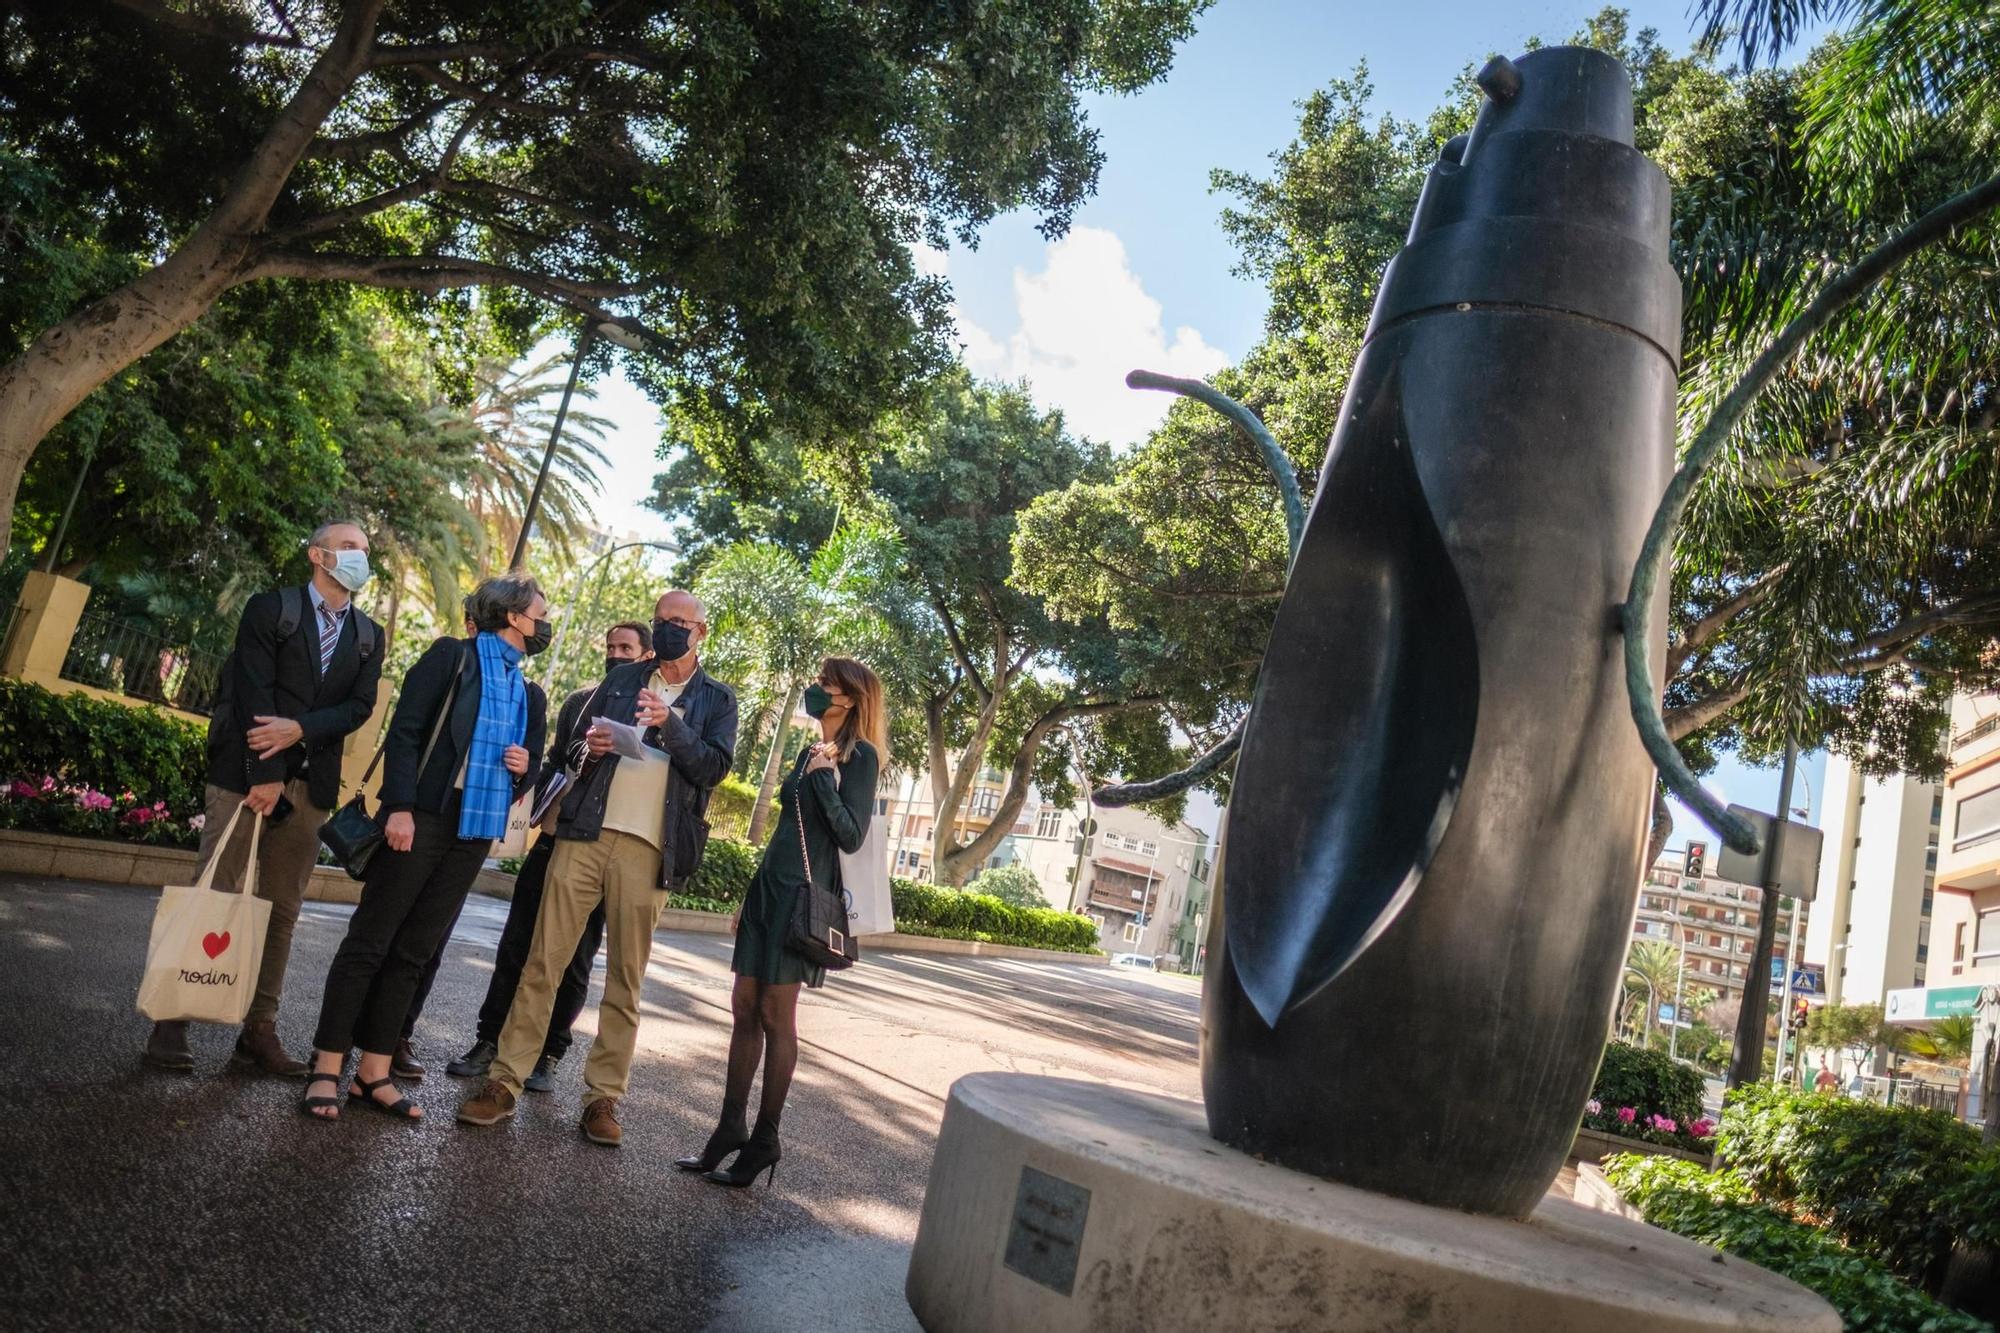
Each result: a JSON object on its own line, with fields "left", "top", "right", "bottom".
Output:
{"left": 299, "top": 1068, "right": 344, "bottom": 1120}
{"left": 348, "top": 1075, "right": 423, "bottom": 1120}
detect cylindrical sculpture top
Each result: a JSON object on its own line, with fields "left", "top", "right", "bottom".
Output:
{"left": 1202, "top": 46, "right": 1682, "bottom": 1217}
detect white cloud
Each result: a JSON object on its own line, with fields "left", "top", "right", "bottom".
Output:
{"left": 947, "top": 227, "right": 1228, "bottom": 448}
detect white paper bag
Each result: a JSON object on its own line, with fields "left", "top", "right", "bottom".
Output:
{"left": 136, "top": 804, "right": 273, "bottom": 1024}
{"left": 489, "top": 792, "right": 535, "bottom": 861}
{"left": 840, "top": 814, "right": 895, "bottom": 937}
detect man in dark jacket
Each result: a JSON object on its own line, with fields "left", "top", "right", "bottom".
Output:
{"left": 144, "top": 520, "right": 384, "bottom": 1075}
{"left": 459, "top": 590, "right": 737, "bottom": 1146}
{"left": 435, "top": 620, "right": 650, "bottom": 1088}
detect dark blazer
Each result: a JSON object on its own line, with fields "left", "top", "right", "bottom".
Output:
{"left": 553, "top": 657, "right": 738, "bottom": 891}
{"left": 377, "top": 636, "right": 547, "bottom": 821}
{"left": 205, "top": 585, "right": 383, "bottom": 809}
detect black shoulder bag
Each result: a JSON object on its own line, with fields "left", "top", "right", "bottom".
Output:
{"left": 317, "top": 646, "right": 466, "bottom": 880}
{"left": 784, "top": 756, "right": 858, "bottom": 971}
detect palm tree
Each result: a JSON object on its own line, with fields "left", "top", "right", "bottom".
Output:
{"left": 695, "top": 523, "right": 907, "bottom": 844}
{"left": 1623, "top": 939, "right": 1686, "bottom": 1043}
{"left": 1905, "top": 1015, "right": 1976, "bottom": 1066}
{"left": 434, "top": 352, "right": 614, "bottom": 569}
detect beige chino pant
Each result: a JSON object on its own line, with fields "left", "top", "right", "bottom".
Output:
{"left": 489, "top": 829, "right": 667, "bottom": 1103}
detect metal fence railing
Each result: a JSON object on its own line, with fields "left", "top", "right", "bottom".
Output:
{"left": 59, "top": 611, "right": 224, "bottom": 716}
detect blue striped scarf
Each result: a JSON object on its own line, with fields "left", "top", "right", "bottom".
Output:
{"left": 458, "top": 632, "right": 527, "bottom": 840}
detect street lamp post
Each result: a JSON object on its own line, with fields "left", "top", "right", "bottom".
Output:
{"left": 509, "top": 316, "right": 649, "bottom": 571}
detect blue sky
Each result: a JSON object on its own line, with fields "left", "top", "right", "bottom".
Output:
{"left": 580, "top": 0, "right": 1835, "bottom": 843}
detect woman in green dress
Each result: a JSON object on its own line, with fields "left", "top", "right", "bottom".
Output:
{"left": 678, "top": 655, "right": 884, "bottom": 1188}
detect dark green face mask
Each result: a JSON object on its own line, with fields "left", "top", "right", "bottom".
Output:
{"left": 802, "top": 683, "right": 833, "bottom": 718}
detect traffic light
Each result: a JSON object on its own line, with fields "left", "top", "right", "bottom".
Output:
{"left": 1684, "top": 840, "right": 1707, "bottom": 880}
{"left": 1790, "top": 996, "right": 1810, "bottom": 1032}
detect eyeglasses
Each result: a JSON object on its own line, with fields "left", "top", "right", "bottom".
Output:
{"left": 657, "top": 616, "right": 705, "bottom": 632}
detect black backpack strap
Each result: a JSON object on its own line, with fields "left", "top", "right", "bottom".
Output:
{"left": 354, "top": 612, "right": 377, "bottom": 661}
{"left": 275, "top": 586, "right": 303, "bottom": 644}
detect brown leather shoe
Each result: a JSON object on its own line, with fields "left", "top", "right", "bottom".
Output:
{"left": 230, "top": 1020, "right": 308, "bottom": 1077}
{"left": 143, "top": 1021, "right": 194, "bottom": 1072}
{"left": 391, "top": 1039, "right": 425, "bottom": 1081}
{"left": 457, "top": 1079, "right": 517, "bottom": 1126}
{"left": 581, "top": 1097, "right": 622, "bottom": 1147}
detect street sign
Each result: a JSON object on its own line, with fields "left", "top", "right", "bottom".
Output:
{"left": 1767, "top": 959, "right": 1825, "bottom": 995}
{"left": 1658, "top": 1003, "right": 1675, "bottom": 1022}
{"left": 1716, "top": 804, "right": 1823, "bottom": 900}
{"left": 1885, "top": 985, "right": 1984, "bottom": 1023}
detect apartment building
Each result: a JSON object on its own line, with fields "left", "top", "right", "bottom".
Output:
{"left": 1071, "top": 802, "right": 1211, "bottom": 960}
{"left": 1799, "top": 759, "right": 1942, "bottom": 1005}
{"left": 1934, "top": 691, "right": 2000, "bottom": 984}
{"left": 1636, "top": 847, "right": 1799, "bottom": 1006}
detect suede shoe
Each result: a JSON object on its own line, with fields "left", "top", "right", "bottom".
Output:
{"left": 581, "top": 1097, "right": 622, "bottom": 1147}
{"left": 230, "top": 1020, "right": 308, "bottom": 1077}
{"left": 523, "top": 1054, "right": 560, "bottom": 1094}
{"left": 456, "top": 1079, "right": 517, "bottom": 1126}
{"left": 391, "top": 1039, "right": 425, "bottom": 1081}
{"left": 143, "top": 1021, "right": 194, "bottom": 1072}
{"left": 446, "top": 1040, "right": 497, "bottom": 1079}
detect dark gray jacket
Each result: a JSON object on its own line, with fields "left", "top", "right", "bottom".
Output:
{"left": 552, "top": 658, "right": 738, "bottom": 891}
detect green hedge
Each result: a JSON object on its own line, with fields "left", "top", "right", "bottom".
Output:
{"left": 0, "top": 679, "right": 207, "bottom": 848}
{"left": 1603, "top": 1155, "right": 1990, "bottom": 1333}
{"left": 1591, "top": 1041, "right": 1706, "bottom": 1128}
{"left": 1720, "top": 1083, "right": 1999, "bottom": 1291}
{"left": 688, "top": 837, "right": 759, "bottom": 904}
{"left": 891, "top": 878, "right": 1101, "bottom": 953}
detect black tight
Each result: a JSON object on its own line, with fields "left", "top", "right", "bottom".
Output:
{"left": 723, "top": 975, "right": 801, "bottom": 1128}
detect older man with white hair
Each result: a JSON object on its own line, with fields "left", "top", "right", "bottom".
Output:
{"left": 459, "top": 589, "right": 737, "bottom": 1146}
{"left": 143, "top": 520, "right": 384, "bottom": 1075}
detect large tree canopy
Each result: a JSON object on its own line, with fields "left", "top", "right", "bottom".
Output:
{"left": 0, "top": 0, "right": 1209, "bottom": 552}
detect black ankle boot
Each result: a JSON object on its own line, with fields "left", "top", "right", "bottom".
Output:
{"left": 675, "top": 1101, "right": 749, "bottom": 1173}
{"left": 702, "top": 1116, "right": 780, "bottom": 1189}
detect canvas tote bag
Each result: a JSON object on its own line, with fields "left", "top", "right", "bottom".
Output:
{"left": 136, "top": 804, "right": 273, "bottom": 1024}
{"left": 840, "top": 813, "right": 895, "bottom": 937}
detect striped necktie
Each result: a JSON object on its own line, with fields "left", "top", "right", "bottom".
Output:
{"left": 318, "top": 603, "right": 341, "bottom": 674}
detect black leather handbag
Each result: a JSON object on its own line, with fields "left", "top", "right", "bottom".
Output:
{"left": 317, "top": 650, "right": 464, "bottom": 880}
{"left": 784, "top": 772, "right": 857, "bottom": 972}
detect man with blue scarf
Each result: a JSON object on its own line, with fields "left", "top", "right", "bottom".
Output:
{"left": 460, "top": 588, "right": 737, "bottom": 1146}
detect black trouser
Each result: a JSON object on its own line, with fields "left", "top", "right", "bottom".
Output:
{"left": 470, "top": 834, "right": 606, "bottom": 1059}
{"left": 313, "top": 800, "right": 491, "bottom": 1057}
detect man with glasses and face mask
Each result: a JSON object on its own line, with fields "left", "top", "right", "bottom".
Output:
{"left": 143, "top": 520, "right": 384, "bottom": 1075}
{"left": 460, "top": 591, "right": 737, "bottom": 1145}
{"left": 436, "top": 621, "right": 649, "bottom": 1088}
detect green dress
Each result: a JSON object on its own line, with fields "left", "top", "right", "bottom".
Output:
{"left": 732, "top": 739, "right": 880, "bottom": 988}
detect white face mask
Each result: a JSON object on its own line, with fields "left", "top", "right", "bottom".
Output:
{"left": 320, "top": 547, "right": 372, "bottom": 593}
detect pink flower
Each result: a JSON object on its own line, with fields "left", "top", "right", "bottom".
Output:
{"left": 38, "top": 776, "right": 55, "bottom": 793}
{"left": 1617, "top": 1106, "right": 1637, "bottom": 1124}
{"left": 188, "top": 813, "right": 207, "bottom": 832}
{"left": 1585, "top": 1099, "right": 1602, "bottom": 1116}
{"left": 7, "top": 779, "right": 42, "bottom": 800}
{"left": 1647, "top": 1115, "right": 1677, "bottom": 1134}
{"left": 75, "top": 789, "right": 113, "bottom": 813}
{"left": 1689, "top": 1118, "right": 1715, "bottom": 1138}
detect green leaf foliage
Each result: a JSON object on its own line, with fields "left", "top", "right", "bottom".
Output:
{"left": 1719, "top": 1082, "right": 2000, "bottom": 1290}
{"left": 891, "top": 878, "right": 1100, "bottom": 953}
{"left": 964, "top": 862, "right": 1051, "bottom": 910}
{"left": 1591, "top": 1041, "right": 1708, "bottom": 1128}
{"left": 1603, "top": 1154, "right": 1991, "bottom": 1332}
{"left": 683, "top": 837, "right": 760, "bottom": 908}
{"left": 0, "top": 679, "right": 207, "bottom": 848}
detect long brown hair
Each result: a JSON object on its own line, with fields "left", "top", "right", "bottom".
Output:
{"left": 821, "top": 656, "right": 887, "bottom": 762}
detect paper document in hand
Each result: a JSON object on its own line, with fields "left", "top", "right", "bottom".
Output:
{"left": 596, "top": 718, "right": 656, "bottom": 762}
{"left": 529, "top": 771, "right": 572, "bottom": 825}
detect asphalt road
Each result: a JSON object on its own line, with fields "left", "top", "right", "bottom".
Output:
{"left": 0, "top": 877, "right": 1198, "bottom": 1332}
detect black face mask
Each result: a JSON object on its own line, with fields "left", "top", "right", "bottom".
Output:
{"left": 522, "top": 618, "right": 553, "bottom": 657}
{"left": 604, "top": 656, "right": 626, "bottom": 676}
{"left": 652, "top": 619, "right": 693, "bottom": 662}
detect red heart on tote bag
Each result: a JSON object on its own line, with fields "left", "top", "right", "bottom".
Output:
{"left": 201, "top": 931, "right": 231, "bottom": 959}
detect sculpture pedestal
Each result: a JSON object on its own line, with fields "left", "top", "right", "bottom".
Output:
{"left": 905, "top": 1074, "right": 1838, "bottom": 1332}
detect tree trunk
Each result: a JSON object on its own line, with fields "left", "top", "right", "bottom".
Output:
{"left": 747, "top": 679, "right": 802, "bottom": 847}
{"left": 930, "top": 687, "right": 1006, "bottom": 887}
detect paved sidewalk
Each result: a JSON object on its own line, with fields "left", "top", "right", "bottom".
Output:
{"left": 0, "top": 876, "right": 1197, "bottom": 1332}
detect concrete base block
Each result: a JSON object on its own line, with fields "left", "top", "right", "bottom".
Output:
{"left": 905, "top": 1074, "right": 1839, "bottom": 1333}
